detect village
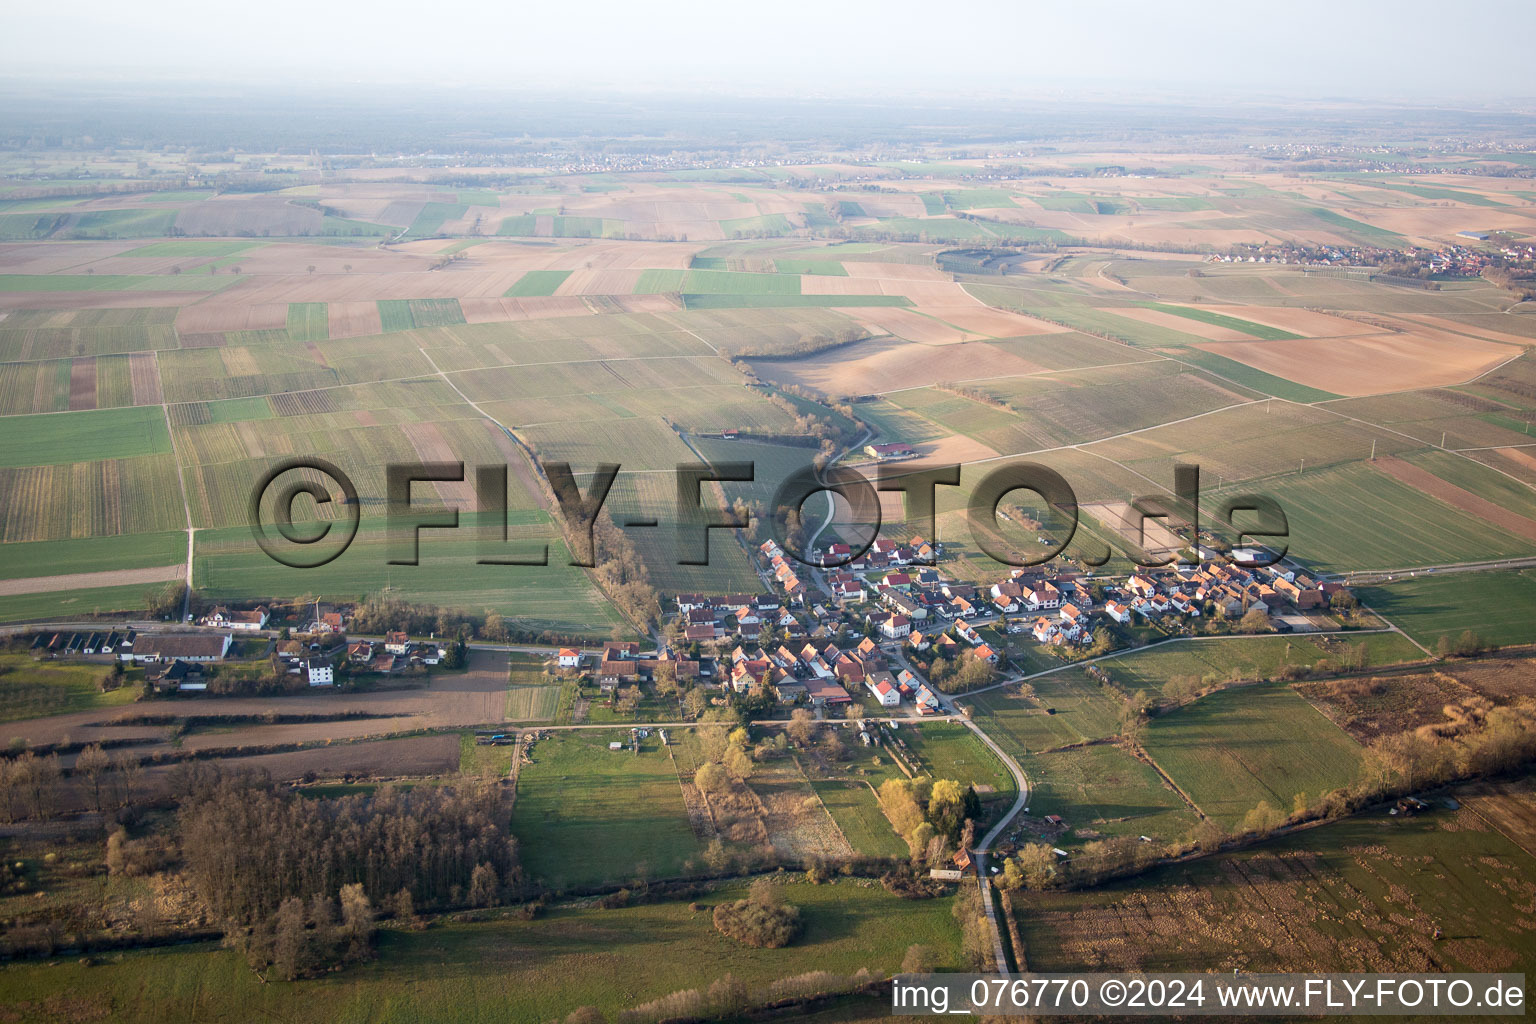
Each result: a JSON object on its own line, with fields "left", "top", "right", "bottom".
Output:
{"left": 18, "top": 525, "right": 1359, "bottom": 715}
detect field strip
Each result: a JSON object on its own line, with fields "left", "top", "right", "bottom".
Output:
{"left": 1313, "top": 402, "right": 1536, "bottom": 497}
{"left": 1373, "top": 455, "right": 1536, "bottom": 544}
{"left": 155, "top": 350, "right": 195, "bottom": 602}
{"left": 676, "top": 325, "right": 718, "bottom": 354}
{"left": 877, "top": 356, "right": 1166, "bottom": 397}
{"left": 0, "top": 354, "right": 742, "bottom": 420}
{"left": 965, "top": 398, "right": 1265, "bottom": 467}
{"left": 0, "top": 563, "right": 185, "bottom": 596}
{"left": 1453, "top": 442, "right": 1536, "bottom": 452}
{"left": 1307, "top": 345, "right": 1529, "bottom": 406}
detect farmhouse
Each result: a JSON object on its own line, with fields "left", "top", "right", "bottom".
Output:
{"left": 305, "top": 658, "right": 334, "bottom": 687}
{"left": 384, "top": 631, "right": 411, "bottom": 655}
{"left": 203, "top": 606, "right": 269, "bottom": 631}
{"left": 558, "top": 648, "right": 583, "bottom": 669}
{"left": 121, "top": 633, "right": 232, "bottom": 663}
{"left": 864, "top": 442, "right": 917, "bottom": 462}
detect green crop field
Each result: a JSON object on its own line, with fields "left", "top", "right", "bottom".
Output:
{"left": 506, "top": 655, "right": 561, "bottom": 720}
{"left": 285, "top": 302, "right": 328, "bottom": 342}
{"left": 772, "top": 258, "right": 848, "bottom": 276}
{"left": 509, "top": 729, "right": 703, "bottom": 888}
{"left": 0, "top": 405, "right": 172, "bottom": 467}
{"left": 404, "top": 201, "right": 468, "bottom": 237}
{"left": 0, "top": 531, "right": 185, "bottom": 581}
{"left": 68, "top": 208, "right": 180, "bottom": 238}
{"left": 504, "top": 269, "right": 572, "bottom": 296}
{"left": 1144, "top": 681, "right": 1365, "bottom": 826}
{"left": 1256, "top": 462, "right": 1536, "bottom": 573}
{"left": 0, "top": 880, "right": 964, "bottom": 1023}
{"left": 859, "top": 217, "right": 1000, "bottom": 241}
{"left": 1139, "top": 302, "right": 1303, "bottom": 341}
{"left": 1360, "top": 568, "right": 1536, "bottom": 649}
{"left": 0, "top": 273, "right": 231, "bottom": 293}
{"left": 1019, "top": 742, "right": 1201, "bottom": 845}
{"left": 122, "top": 240, "right": 259, "bottom": 258}
{"left": 1305, "top": 206, "right": 1407, "bottom": 246}
{"left": 963, "top": 366, "right": 1251, "bottom": 451}
{"left": 505, "top": 685, "right": 560, "bottom": 720}
{"left": 942, "top": 189, "right": 1018, "bottom": 210}
{"left": 377, "top": 298, "right": 466, "bottom": 331}
{"left": 672, "top": 269, "right": 802, "bottom": 295}
{"left": 719, "top": 213, "right": 794, "bottom": 236}
{"left": 1170, "top": 347, "right": 1342, "bottom": 402}
{"left": 0, "top": 581, "right": 174, "bottom": 623}
{"left": 681, "top": 293, "right": 907, "bottom": 310}
{"left": 635, "top": 268, "right": 686, "bottom": 292}
{"left": 809, "top": 779, "right": 906, "bottom": 857}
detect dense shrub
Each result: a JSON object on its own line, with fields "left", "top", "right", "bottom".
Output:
{"left": 712, "top": 881, "right": 801, "bottom": 948}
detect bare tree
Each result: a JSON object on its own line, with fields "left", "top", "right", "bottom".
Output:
{"left": 111, "top": 750, "right": 142, "bottom": 808}
{"left": 76, "top": 743, "right": 111, "bottom": 813}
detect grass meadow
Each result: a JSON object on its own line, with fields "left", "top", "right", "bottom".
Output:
{"left": 0, "top": 880, "right": 963, "bottom": 1023}
{"left": 1143, "top": 681, "right": 1365, "bottom": 826}
{"left": 809, "top": 779, "right": 907, "bottom": 858}
{"left": 961, "top": 670, "right": 1122, "bottom": 756}
{"left": 897, "top": 722, "right": 1016, "bottom": 801}
{"left": 1100, "top": 633, "right": 1424, "bottom": 694}
{"left": 509, "top": 729, "right": 702, "bottom": 889}
{"left": 1019, "top": 742, "right": 1201, "bottom": 845}
{"left": 0, "top": 654, "right": 139, "bottom": 724}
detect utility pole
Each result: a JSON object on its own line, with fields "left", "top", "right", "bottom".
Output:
{"left": 1441, "top": 430, "right": 1447, "bottom": 448}
{"left": 1299, "top": 458, "right": 1305, "bottom": 475}
{"left": 1370, "top": 439, "right": 1376, "bottom": 461}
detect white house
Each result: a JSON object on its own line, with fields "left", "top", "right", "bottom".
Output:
{"left": 866, "top": 676, "right": 901, "bottom": 707}
{"left": 880, "top": 614, "right": 911, "bottom": 639}
{"left": 306, "top": 659, "right": 334, "bottom": 686}
{"left": 1104, "top": 600, "right": 1132, "bottom": 625}
{"left": 206, "top": 606, "right": 268, "bottom": 631}
{"left": 557, "top": 648, "right": 583, "bottom": 669}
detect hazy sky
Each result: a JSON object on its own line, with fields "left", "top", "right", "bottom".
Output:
{"left": 4, "top": 0, "right": 1535, "bottom": 102}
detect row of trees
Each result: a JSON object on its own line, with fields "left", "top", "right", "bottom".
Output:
{"left": 0, "top": 746, "right": 143, "bottom": 821}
